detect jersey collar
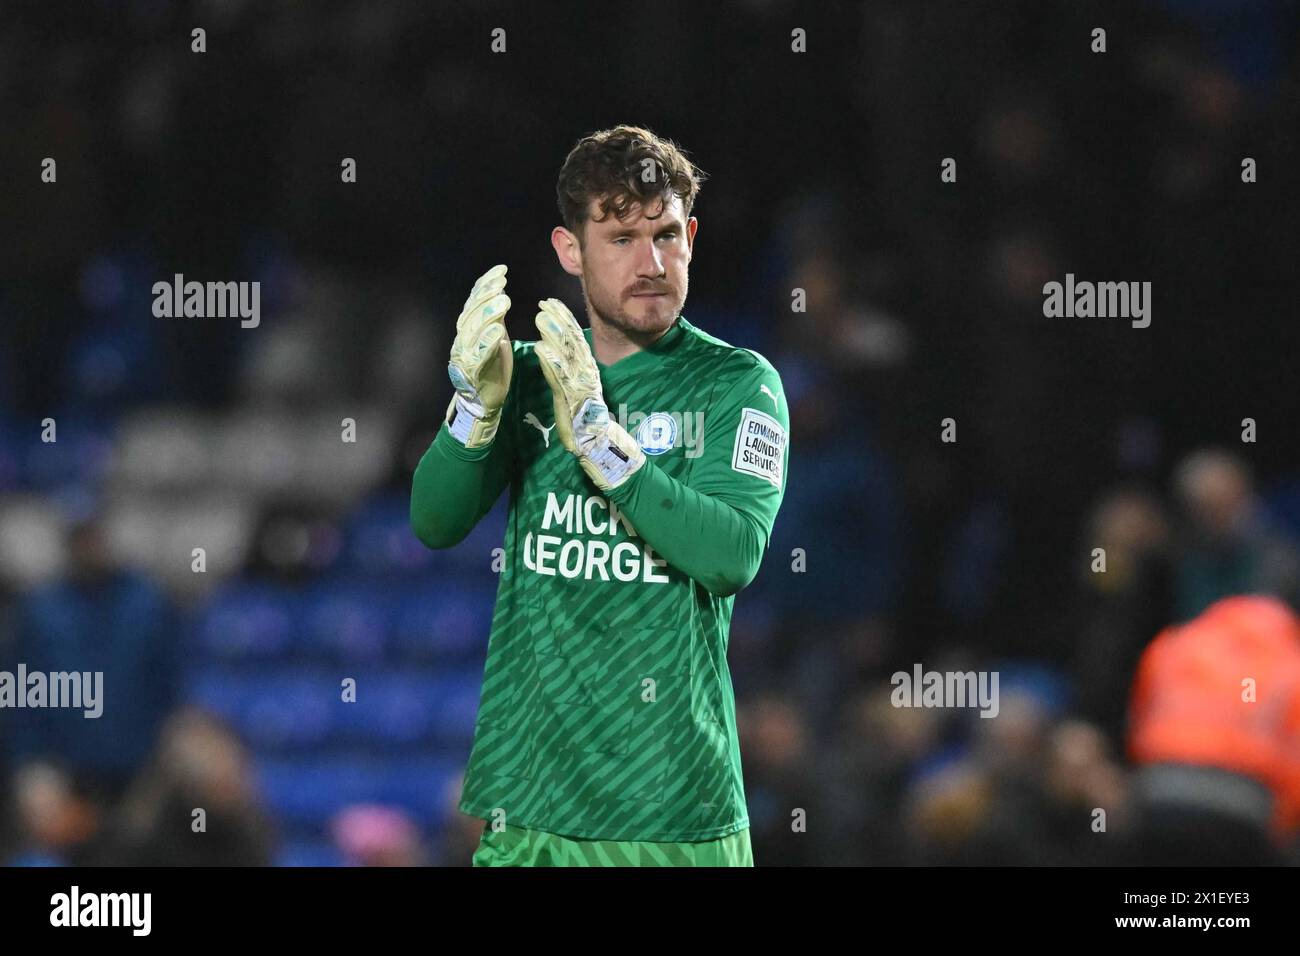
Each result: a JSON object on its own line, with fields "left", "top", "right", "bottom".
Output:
{"left": 584, "top": 315, "right": 689, "bottom": 380}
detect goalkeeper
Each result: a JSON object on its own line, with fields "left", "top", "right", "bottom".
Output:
{"left": 411, "top": 126, "right": 789, "bottom": 866}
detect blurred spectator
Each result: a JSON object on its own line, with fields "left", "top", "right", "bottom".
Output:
{"left": 1171, "top": 449, "right": 1300, "bottom": 619}
{"left": 737, "top": 694, "right": 826, "bottom": 866}
{"left": 1040, "top": 720, "right": 1130, "bottom": 866}
{"left": 8, "top": 514, "right": 180, "bottom": 808}
{"left": 945, "top": 685, "right": 1062, "bottom": 865}
{"left": 1125, "top": 594, "right": 1300, "bottom": 865}
{"left": 6, "top": 762, "right": 102, "bottom": 866}
{"left": 903, "top": 759, "right": 1005, "bottom": 865}
{"left": 95, "top": 708, "right": 275, "bottom": 866}
{"left": 820, "top": 685, "right": 943, "bottom": 865}
{"left": 1070, "top": 486, "right": 1175, "bottom": 746}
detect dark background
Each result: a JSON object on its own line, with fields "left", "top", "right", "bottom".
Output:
{"left": 1, "top": 0, "right": 1299, "bottom": 865}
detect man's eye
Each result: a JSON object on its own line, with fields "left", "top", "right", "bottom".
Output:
{"left": 657, "top": 232, "right": 677, "bottom": 242}
{"left": 613, "top": 237, "right": 630, "bottom": 245}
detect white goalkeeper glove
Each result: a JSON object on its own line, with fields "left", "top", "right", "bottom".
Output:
{"left": 534, "top": 298, "right": 645, "bottom": 493}
{"left": 445, "top": 264, "right": 513, "bottom": 449}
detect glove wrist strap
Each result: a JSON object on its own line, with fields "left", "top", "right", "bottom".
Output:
{"left": 577, "top": 423, "right": 644, "bottom": 491}
{"left": 448, "top": 393, "right": 498, "bottom": 446}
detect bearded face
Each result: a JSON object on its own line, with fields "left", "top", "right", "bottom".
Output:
{"left": 576, "top": 193, "right": 694, "bottom": 342}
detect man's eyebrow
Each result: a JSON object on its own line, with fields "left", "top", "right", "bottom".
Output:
{"left": 606, "top": 223, "right": 681, "bottom": 238}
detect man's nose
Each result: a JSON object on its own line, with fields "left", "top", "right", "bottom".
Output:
{"left": 636, "top": 239, "right": 666, "bottom": 277}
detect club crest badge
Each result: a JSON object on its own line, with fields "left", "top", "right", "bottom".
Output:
{"left": 636, "top": 412, "right": 678, "bottom": 456}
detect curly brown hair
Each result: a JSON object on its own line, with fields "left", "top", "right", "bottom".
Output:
{"left": 556, "top": 125, "right": 706, "bottom": 246}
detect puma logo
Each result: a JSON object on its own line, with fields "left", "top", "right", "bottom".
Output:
{"left": 759, "top": 384, "right": 781, "bottom": 411}
{"left": 524, "top": 412, "right": 555, "bottom": 448}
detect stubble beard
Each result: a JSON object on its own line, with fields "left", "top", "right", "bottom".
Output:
{"left": 582, "top": 270, "right": 686, "bottom": 344}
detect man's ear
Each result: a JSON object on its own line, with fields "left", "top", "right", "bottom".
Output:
{"left": 551, "top": 226, "right": 583, "bottom": 277}
{"left": 686, "top": 216, "right": 698, "bottom": 258}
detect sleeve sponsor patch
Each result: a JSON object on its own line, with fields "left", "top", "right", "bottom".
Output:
{"left": 731, "top": 407, "right": 786, "bottom": 487}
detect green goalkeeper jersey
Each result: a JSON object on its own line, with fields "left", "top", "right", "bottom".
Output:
{"left": 411, "top": 315, "right": 790, "bottom": 842}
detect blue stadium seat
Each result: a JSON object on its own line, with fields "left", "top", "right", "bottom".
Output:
{"left": 299, "top": 583, "right": 393, "bottom": 663}
{"left": 185, "top": 669, "right": 250, "bottom": 727}
{"left": 344, "top": 492, "right": 509, "bottom": 580}
{"left": 428, "top": 670, "right": 481, "bottom": 752}
{"left": 187, "top": 669, "right": 337, "bottom": 751}
{"left": 324, "top": 667, "right": 481, "bottom": 751}
{"left": 62, "top": 327, "right": 158, "bottom": 412}
{"left": 390, "top": 585, "right": 495, "bottom": 663}
{"left": 257, "top": 757, "right": 385, "bottom": 828}
{"left": 193, "top": 582, "right": 299, "bottom": 661}
{"left": 275, "top": 839, "right": 346, "bottom": 868}
{"left": 17, "top": 418, "right": 115, "bottom": 491}
{"left": 344, "top": 494, "right": 442, "bottom": 577}
{"left": 256, "top": 755, "right": 459, "bottom": 834}
{"left": 339, "top": 671, "right": 442, "bottom": 746}
{"left": 376, "top": 757, "right": 463, "bottom": 833}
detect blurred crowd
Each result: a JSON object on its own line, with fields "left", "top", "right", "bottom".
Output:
{"left": 3, "top": 0, "right": 1300, "bottom": 865}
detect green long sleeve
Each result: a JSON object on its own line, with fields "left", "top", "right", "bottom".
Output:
{"left": 410, "top": 421, "right": 513, "bottom": 549}
{"left": 604, "top": 460, "right": 768, "bottom": 597}
{"left": 604, "top": 360, "right": 790, "bottom": 598}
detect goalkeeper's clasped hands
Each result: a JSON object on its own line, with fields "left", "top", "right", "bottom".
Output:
{"left": 445, "top": 264, "right": 646, "bottom": 493}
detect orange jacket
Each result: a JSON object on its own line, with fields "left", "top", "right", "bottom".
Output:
{"left": 1127, "top": 594, "right": 1300, "bottom": 841}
